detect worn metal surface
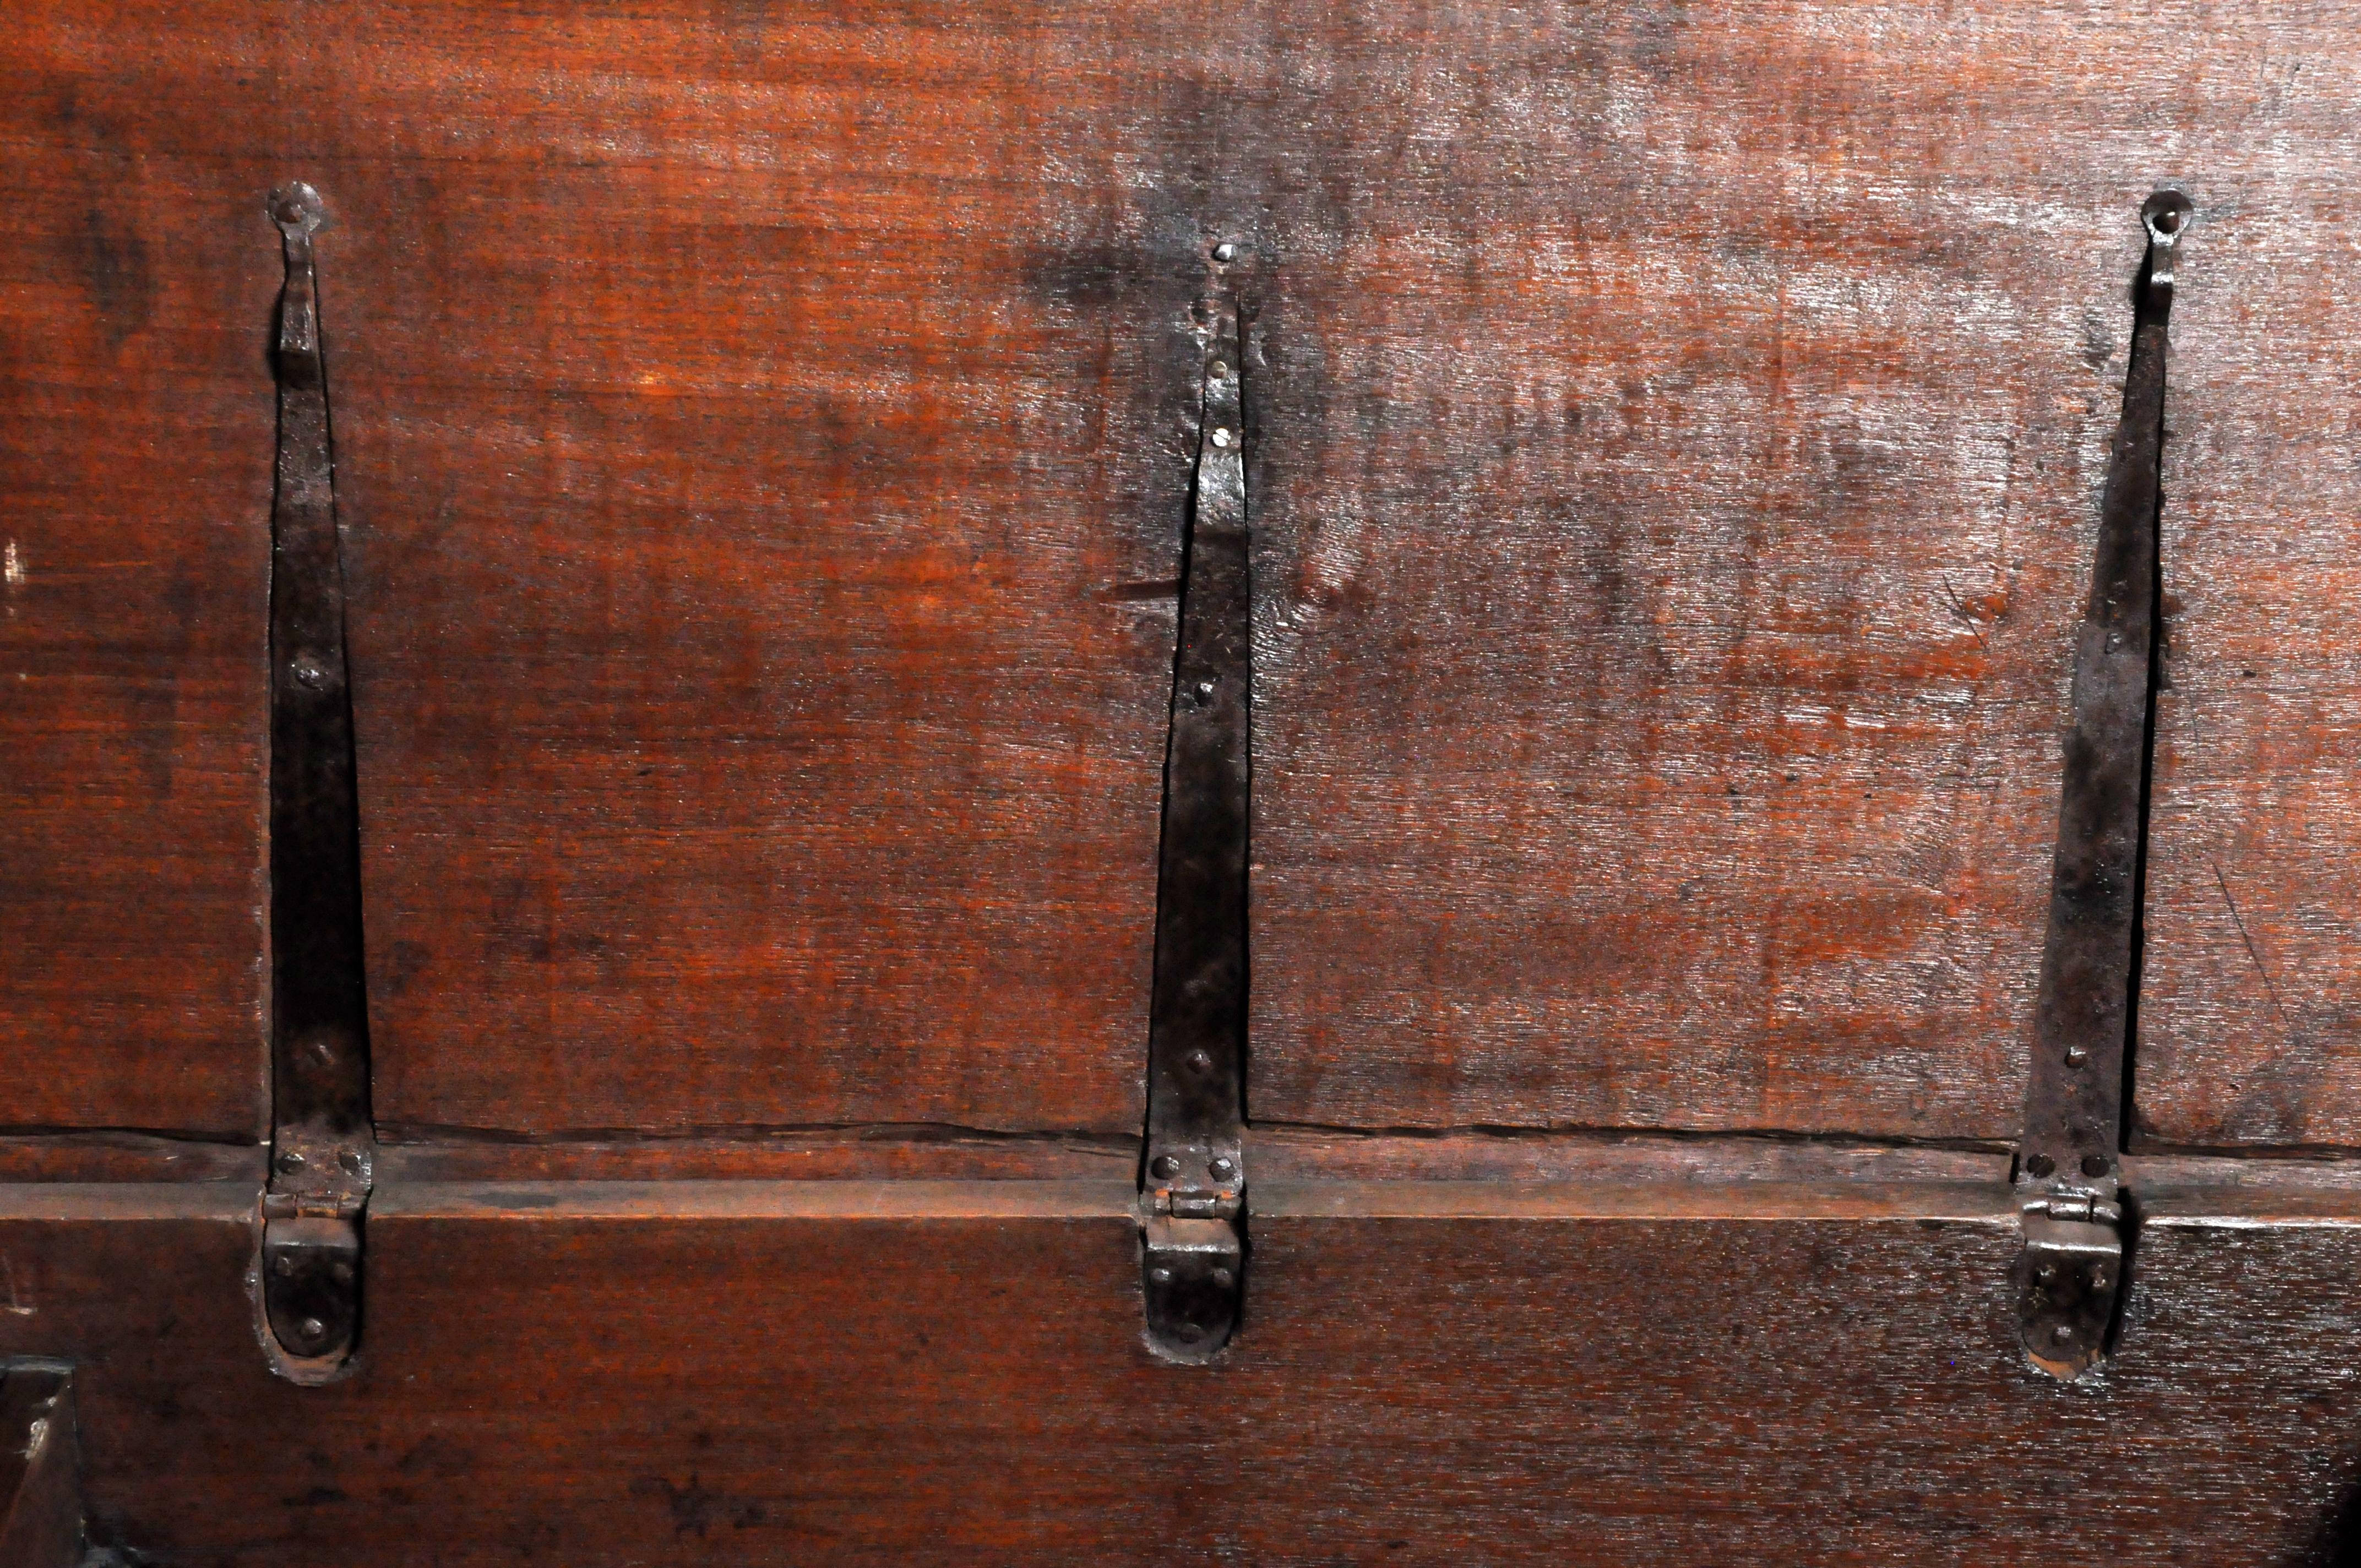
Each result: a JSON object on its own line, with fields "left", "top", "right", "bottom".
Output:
{"left": 2015, "top": 190, "right": 2191, "bottom": 1379}
{"left": 0, "top": 1362, "right": 84, "bottom": 1568}
{"left": 1140, "top": 252, "right": 1252, "bottom": 1362}
{"left": 263, "top": 182, "right": 374, "bottom": 1380}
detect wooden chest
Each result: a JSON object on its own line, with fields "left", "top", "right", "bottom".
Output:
{"left": 9, "top": 1, "right": 2361, "bottom": 1560}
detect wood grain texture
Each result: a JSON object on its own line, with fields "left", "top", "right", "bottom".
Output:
{"left": 10, "top": 1184, "right": 2361, "bottom": 1564}
{"left": 1237, "top": 0, "right": 2234, "bottom": 1137}
{"left": 372, "top": 1127, "right": 1136, "bottom": 1184}
{"left": 304, "top": 0, "right": 1228, "bottom": 1135}
{"left": 0, "top": 1135, "right": 257, "bottom": 1185}
{"left": 15, "top": 0, "right": 2361, "bottom": 1149}
{"left": 2123, "top": 9, "right": 2361, "bottom": 1149}
{"left": 0, "top": 0, "right": 1234, "bottom": 1137}
{"left": 0, "top": 12, "right": 286, "bottom": 1137}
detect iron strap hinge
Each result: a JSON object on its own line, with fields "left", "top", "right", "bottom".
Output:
{"left": 260, "top": 182, "right": 375, "bottom": 1383}
{"left": 2011, "top": 189, "right": 2191, "bottom": 1381}
{"left": 1139, "top": 240, "right": 1252, "bottom": 1363}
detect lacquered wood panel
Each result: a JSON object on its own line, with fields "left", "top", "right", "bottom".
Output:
{"left": 0, "top": 11, "right": 290, "bottom": 1137}
{"left": 2125, "top": 6, "right": 2361, "bottom": 1146}
{"left": 304, "top": 0, "right": 1223, "bottom": 1134}
{"left": 1242, "top": 0, "right": 2273, "bottom": 1137}
{"left": 7, "top": 1179, "right": 2361, "bottom": 1564}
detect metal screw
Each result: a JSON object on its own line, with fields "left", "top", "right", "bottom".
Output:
{"left": 2025, "top": 1154, "right": 2055, "bottom": 1179}
{"left": 2082, "top": 1154, "right": 2110, "bottom": 1178}
{"left": 1150, "top": 1155, "right": 1180, "bottom": 1180}
{"left": 1212, "top": 241, "right": 1237, "bottom": 263}
{"left": 1210, "top": 428, "right": 1234, "bottom": 449}
{"left": 1185, "top": 1049, "right": 1212, "bottom": 1073}
{"left": 2052, "top": 1324, "right": 2075, "bottom": 1345}
{"left": 1209, "top": 1157, "right": 1236, "bottom": 1180}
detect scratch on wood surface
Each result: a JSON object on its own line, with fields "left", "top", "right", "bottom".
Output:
{"left": 2, "top": 1253, "right": 34, "bottom": 1316}
{"left": 1939, "top": 574, "right": 1990, "bottom": 651}
{"left": 2213, "top": 861, "right": 2292, "bottom": 1030}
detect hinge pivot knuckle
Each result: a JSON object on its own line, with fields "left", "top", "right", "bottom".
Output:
{"left": 262, "top": 1212, "right": 363, "bottom": 1367}
{"left": 1141, "top": 1213, "right": 1243, "bottom": 1365}
{"left": 2015, "top": 1206, "right": 2124, "bottom": 1381}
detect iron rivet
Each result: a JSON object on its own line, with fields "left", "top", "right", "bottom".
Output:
{"left": 2052, "top": 1324, "right": 2075, "bottom": 1344}
{"left": 277, "top": 1151, "right": 306, "bottom": 1172}
{"left": 2081, "top": 1154, "right": 2110, "bottom": 1178}
{"left": 1211, "top": 1268, "right": 1234, "bottom": 1288}
{"left": 273, "top": 1255, "right": 296, "bottom": 1278}
{"left": 339, "top": 1148, "right": 364, "bottom": 1175}
{"left": 2026, "top": 1154, "right": 2055, "bottom": 1179}
{"left": 1197, "top": 680, "right": 1215, "bottom": 697}
{"left": 2064, "top": 1045, "right": 2088, "bottom": 1068}
{"left": 1150, "top": 1155, "right": 1180, "bottom": 1180}
{"left": 291, "top": 660, "right": 326, "bottom": 688}
{"left": 1212, "top": 241, "right": 1237, "bottom": 263}
{"left": 1185, "top": 1050, "right": 1212, "bottom": 1074}
{"left": 330, "top": 1262, "right": 353, "bottom": 1284}
{"left": 2090, "top": 1268, "right": 2109, "bottom": 1289}
{"left": 1151, "top": 1266, "right": 1173, "bottom": 1284}
{"left": 1209, "top": 1157, "right": 1236, "bottom": 1180}
{"left": 1210, "top": 360, "right": 1230, "bottom": 379}
{"left": 2035, "top": 1263, "right": 2056, "bottom": 1284}
{"left": 298, "top": 1316, "right": 327, "bottom": 1343}
{"left": 270, "top": 183, "right": 323, "bottom": 231}
{"left": 1177, "top": 1324, "right": 1204, "bottom": 1343}
{"left": 1210, "top": 428, "right": 1234, "bottom": 449}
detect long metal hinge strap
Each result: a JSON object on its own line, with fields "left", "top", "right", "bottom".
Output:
{"left": 262, "top": 182, "right": 374, "bottom": 1379}
{"left": 2014, "top": 189, "right": 2191, "bottom": 1380}
{"left": 1139, "top": 246, "right": 1251, "bottom": 1362}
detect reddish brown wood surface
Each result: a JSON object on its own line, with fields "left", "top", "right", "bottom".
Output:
{"left": 0, "top": 15, "right": 284, "bottom": 1138}
{"left": 0, "top": 0, "right": 1225, "bottom": 1138}
{"left": 1241, "top": 2, "right": 2242, "bottom": 1139}
{"left": 12, "top": 0, "right": 2361, "bottom": 1156}
{"left": 311, "top": 0, "right": 1223, "bottom": 1135}
{"left": 8, "top": 1179, "right": 2361, "bottom": 1564}
{"left": 2126, "top": 15, "right": 2361, "bottom": 1147}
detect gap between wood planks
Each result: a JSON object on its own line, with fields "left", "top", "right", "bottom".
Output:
{"left": 14, "top": 1122, "right": 2361, "bottom": 1229}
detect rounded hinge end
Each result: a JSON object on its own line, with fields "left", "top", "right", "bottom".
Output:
{"left": 1140, "top": 1214, "right": 1244, "bottom": 1365}
{"left": 269, "top": 181, "right": 326, "bottom": 237}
